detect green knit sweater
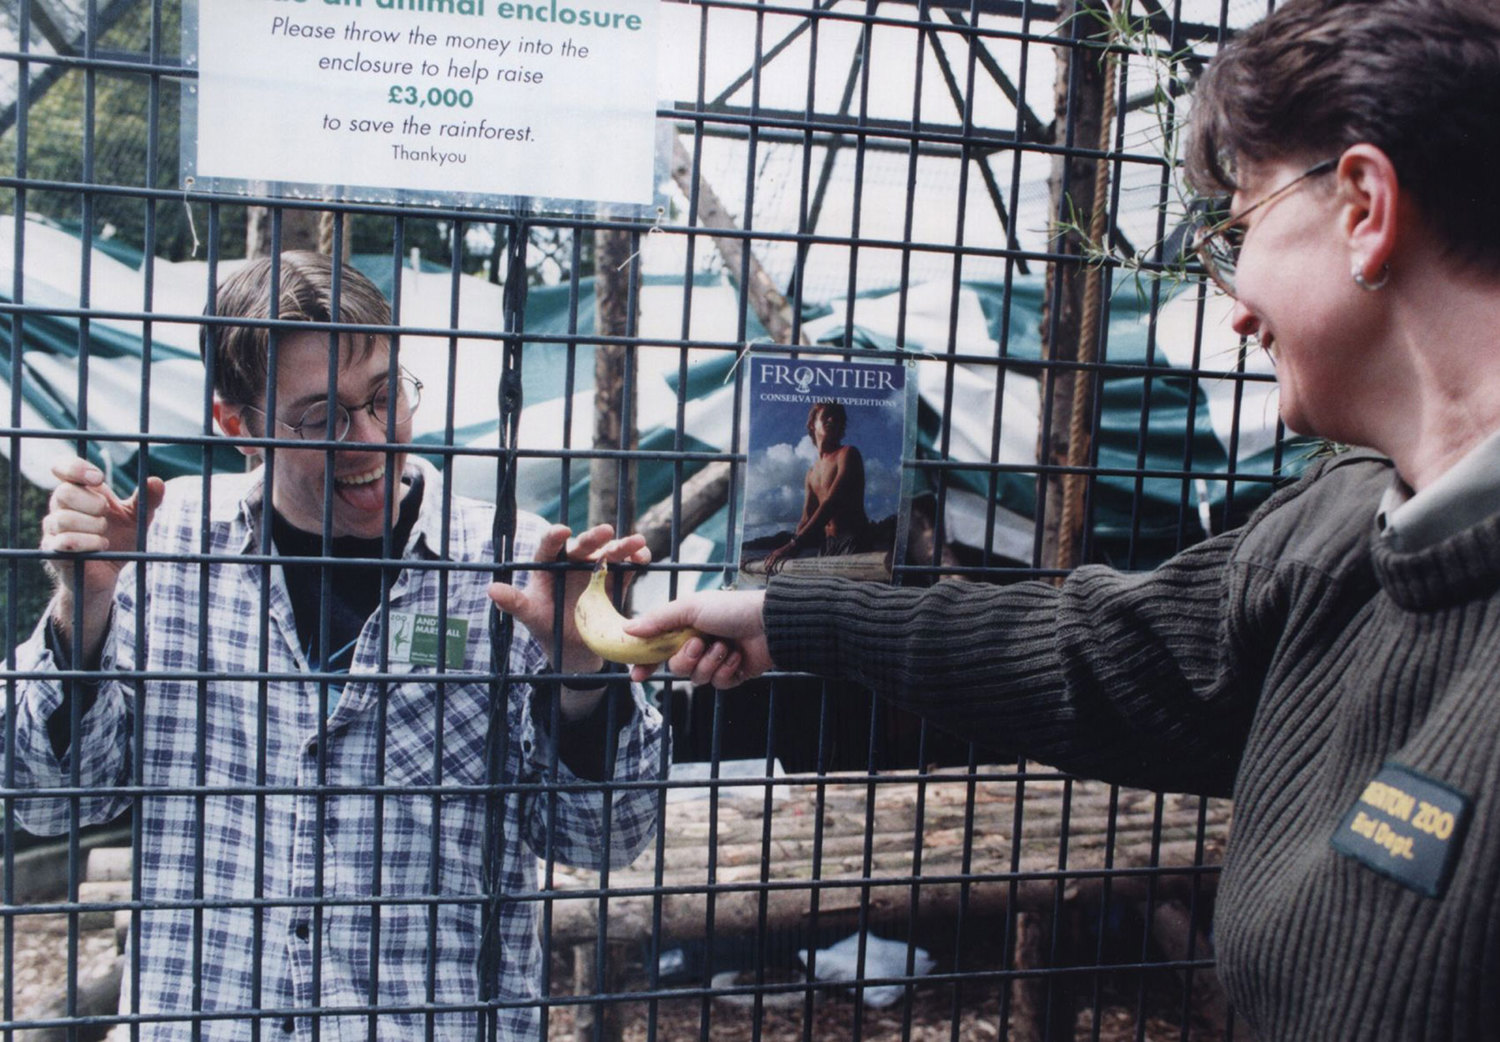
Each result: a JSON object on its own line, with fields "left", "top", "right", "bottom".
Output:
{"left": 764, "top": 451, "right": 1500, "bottom": 1041}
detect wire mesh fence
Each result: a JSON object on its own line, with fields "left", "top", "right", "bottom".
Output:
{"left": 4, "top": 0, "right": 1299, "bottom": 1039}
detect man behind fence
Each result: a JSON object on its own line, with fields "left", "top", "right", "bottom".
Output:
{"left": 5, "top": 251, "right": 666, "bottom": 1040}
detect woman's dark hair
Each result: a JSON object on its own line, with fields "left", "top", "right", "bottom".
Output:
{"left": 1187, "top": 0, "right": 1500, "bottom": 272}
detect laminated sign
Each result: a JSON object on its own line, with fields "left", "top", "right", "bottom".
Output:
{"left": 184, "top": 0, "right": 662, "bottom": 214}
{"left": 736, "top": 356, "right": 916, "bottom": 588}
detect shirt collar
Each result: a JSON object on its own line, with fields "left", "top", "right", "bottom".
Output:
{"left": 1377, "top": 428, "right": 1500, "bottom": 551}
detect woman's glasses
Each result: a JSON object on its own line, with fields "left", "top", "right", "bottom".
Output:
{"left": 1189, "top": 158, "right": 1336, "bottom": 295}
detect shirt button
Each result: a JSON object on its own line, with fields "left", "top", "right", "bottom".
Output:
{"left": 281, "top": 1017, "right": 296, "bottom": 1034}
{"left": 307, "top": 742, "right": 318, "bottom": 758}
{"left": 294, "top": 923, "right": 309, "bottom": 940}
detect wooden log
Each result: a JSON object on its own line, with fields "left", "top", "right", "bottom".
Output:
{"left": 637, "top": 458, "right": 732, "bottom": 568}
{"left": 668, "top": 135, "right": 799, "bottom": 347}
{"left": 84, "top": 847, "right": 133, "bottom": 883}
{"left": 636, "top": 134, "right": 807, "bottom": 554}
{"left": 545, "top": 774, "right": 1229, "bottom": 947}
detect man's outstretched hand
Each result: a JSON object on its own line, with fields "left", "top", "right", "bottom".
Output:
{"left": 624, "top": 589, "right": 771, "bottom": 688}
{"left": 488, "top": 522, "right": 649, "bottom": 675}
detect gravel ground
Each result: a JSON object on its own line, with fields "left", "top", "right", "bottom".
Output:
{"left": 4, "top": 913, "right": 1226, "bottom": 1042}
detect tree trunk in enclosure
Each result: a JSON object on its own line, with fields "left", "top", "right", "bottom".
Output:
{"left": 247, "top": 207, "right": 352, "bottom": 259}
{"left": 590, "top": 226, "right": 637, "bottom": 530}
{"left": 637, "top": 455, "right": 733, "bottom": 567}
{"left": 670, "top": 135, "right": 799, "bottom": 347}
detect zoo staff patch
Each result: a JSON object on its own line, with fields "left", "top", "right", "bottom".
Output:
{"left": 1331, "top": 763, "right": 1471, "bottom": 898}
{"left": 386, "top": 611, "right": 468, "bottom": 669}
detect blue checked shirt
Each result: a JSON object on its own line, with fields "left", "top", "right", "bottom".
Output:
{"left": 5, "top": 458, "right": 666, "bottom": 1041}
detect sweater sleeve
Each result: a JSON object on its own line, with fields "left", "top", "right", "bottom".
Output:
{"left": 763, "top": 529, "right": 1254, "bottom": 795}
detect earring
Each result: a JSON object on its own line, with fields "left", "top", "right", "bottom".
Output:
{"left": 1352, "top": 263, "right": 1390, "bottom": 292}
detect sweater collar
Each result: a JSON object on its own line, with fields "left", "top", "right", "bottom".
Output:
{"left": 1371, "top": 507, "right": 1500, "bottom": 611}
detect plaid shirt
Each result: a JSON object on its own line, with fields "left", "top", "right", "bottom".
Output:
{"left": 6, "top": 458, "right": 666, "bottom": 1041}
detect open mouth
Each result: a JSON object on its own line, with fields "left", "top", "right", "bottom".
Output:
{"left": 336, "top": 464, "right": 386, "bottom": 488}
{"left": 333, "top": 463, "right": 393, "bottom": 512}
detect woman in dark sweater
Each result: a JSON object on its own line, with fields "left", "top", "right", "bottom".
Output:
{"left": 626, "top": 1, "right": 1500, "bottom": 1038}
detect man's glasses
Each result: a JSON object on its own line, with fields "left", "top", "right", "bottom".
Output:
{"left": 242, "top": 370, "right": 423, "bottom": 442}
{"left": 1189, "top": 158, "right": 1336, "bottom": 296}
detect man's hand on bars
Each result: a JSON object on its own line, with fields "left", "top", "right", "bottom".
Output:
{"left": 625, "top": 589, "right": 771, "bottom": 689}
{"left": 40, "top": 456, "right": 166, "bottom": 662}
{"left": 488, "top": 523, "right": 649, "bottom": 719}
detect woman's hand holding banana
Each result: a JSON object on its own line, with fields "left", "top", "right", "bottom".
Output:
{"left": 572, "top": 562, "right": 701, "bottom": 666}
{"left": 624, "top": 590, "right": 772, "bottom": 689}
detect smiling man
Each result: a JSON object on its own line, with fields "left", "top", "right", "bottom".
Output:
{"left": 6, "top": 251, "right": 666, "bottom": 1041}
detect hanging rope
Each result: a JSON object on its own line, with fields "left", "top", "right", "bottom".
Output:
{"left": 317, "top": 209, "right": 337, "bottom": 256}
{"left": 1056, "top": 1, "right": 1121, "bottom": 574}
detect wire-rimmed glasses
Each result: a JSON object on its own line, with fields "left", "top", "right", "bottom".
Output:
{"left": 241, "top": 369, "right": 423, "bottom": 442}
{"left": 1189, "top": 158, "right": 1337, "bottom": 295}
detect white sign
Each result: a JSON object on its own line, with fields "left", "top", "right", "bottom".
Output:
{"left": 187, "top": 0, "right": 661, "bottom": 212}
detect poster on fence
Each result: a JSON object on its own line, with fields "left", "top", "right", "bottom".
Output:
{"left": 737, "top": 356, "right": 915, "bottom": 588}
{"left": 183, "top": 0, "right": 663, "bottom": 215}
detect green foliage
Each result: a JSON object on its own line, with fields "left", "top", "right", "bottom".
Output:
{"left": 0, "top": 0, "right": 245, "bottom": 261}
{"left": 1050, "top": 2, "right": 1204, "bottom": 299}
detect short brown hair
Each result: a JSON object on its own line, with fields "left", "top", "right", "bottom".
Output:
{"left": 202, "top": 251, "right": 391, "bottom": 404}
{"left": 1186, "top": 0, "right": 1500, "bottom": 272}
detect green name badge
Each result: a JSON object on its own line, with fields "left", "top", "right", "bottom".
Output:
{"left": 387, "top": 611, "right": 469, "bottom": 670}
{"left": 1330, "top": 762, "right": 1471, "bottom": 898}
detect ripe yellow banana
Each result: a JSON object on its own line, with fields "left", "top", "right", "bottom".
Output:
{"left": 574, "top": 562, "right": 699, "bottom": 666}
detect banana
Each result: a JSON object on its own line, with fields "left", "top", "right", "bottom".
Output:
{"left": 573, "top": 561, "right": 699, "bottom": 666}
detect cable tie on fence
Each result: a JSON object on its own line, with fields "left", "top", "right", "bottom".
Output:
{"left": 723, "top": 336, "right": 776, "bottom": 383}
{"left": 616, "top": 205, "right": 667, "bottom": 271}
{"left": 181, "top": 179, "right": 202, "bottom": 259}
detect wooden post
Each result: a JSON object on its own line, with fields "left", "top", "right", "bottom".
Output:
{"left": 1149, "top": 898, "right": 1231, "bottom": 1031}
{"left": 590, "top": 226, "right": 637, "bottom": 530}
{"left": 246, "top": 207, "right": 351, "bottom": 260}
{"left": 1007, "top": 910, "right": 1050, "bottom": 1042}
{"left": 571, "top": 941, "right": 629, "bottom": 1042}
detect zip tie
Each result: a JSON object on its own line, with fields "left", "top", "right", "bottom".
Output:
{"left": 182, "top": 177, "right": 201, "bottom": 259}
{"left": 616, "top": 205, "right": 666, "bottom": 271}
{"left": 724, "top": 335, "right": 776, "bottom": 383}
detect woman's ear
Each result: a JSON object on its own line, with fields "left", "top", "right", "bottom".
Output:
{"left": 1337, "top": 144, "right": 1400, "bottom": 285}
{"left": 213, "top": 400, "right": 262, "bottom": 459}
